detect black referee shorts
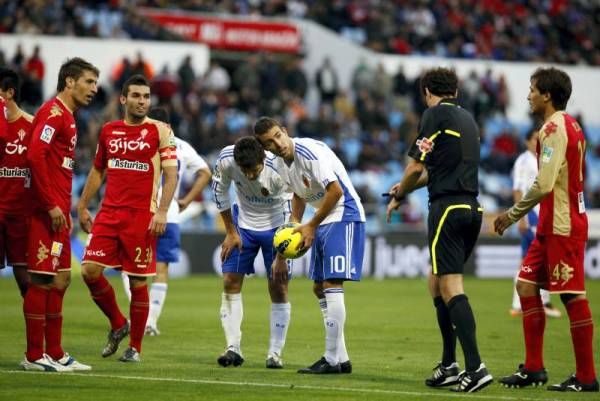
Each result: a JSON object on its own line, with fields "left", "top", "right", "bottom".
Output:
{"left": 427, "top": 195, "right": 482, "bottom": 275}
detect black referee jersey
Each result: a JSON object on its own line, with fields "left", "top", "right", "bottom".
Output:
{"left": 407, "top": 98, "right": 479, "bottom": 201}
{"left": 407, "top": 98, "right": 482, "bottom": 275}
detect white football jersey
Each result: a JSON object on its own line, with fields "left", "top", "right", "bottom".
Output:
{"left": 162, "top": 137, "right": 209, "bottom": 223}
{"left": 271, "top": 138, "right": 365, "bottom": 225}
{"left": 512, "top": 149, "right": 540, "bottom": 218}
{"left": 212, "top": 145, "right": 291, "bottom": 231}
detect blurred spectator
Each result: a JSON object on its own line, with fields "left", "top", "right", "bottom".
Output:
{"left": 315, "top": 56, "right": 338, "bottom": 104}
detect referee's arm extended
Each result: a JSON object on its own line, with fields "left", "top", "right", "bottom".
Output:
{"left": 386, "top": 159, "right": 428, "bottom": 222}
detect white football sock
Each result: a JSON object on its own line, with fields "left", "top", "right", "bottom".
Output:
{"left": 220, "top": 292, "right": 243, "bottom": 352}
{"left": 324, "top": 289, "right": 346, "bottom": 365}
{"left": 121, "top": 272, "right": 131, "bottom": 301}
{"left": 512, "top": 272, "right": 521, "bottom": 311}
{"left": 268, "top": 302, "right": 291, "bottom": 356}
{"left": 147, "top": 283, "right": 167, "bottom": 328}
{"left": 540, "top": 289, "right": 551, "bottom": 305}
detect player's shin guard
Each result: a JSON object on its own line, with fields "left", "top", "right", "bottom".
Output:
{"left": 269, "top": 302, "right": 290, "bottom": 356}
{"left": 566, "top": 298, "right": 597, "bottom": 384}
{"left": 520, "top": 295, "right": 545, "bottom": 371}
{"left": 447, "top": 294, "right": 481, "bottom": 372}
{"left": 45, "top": 288, "right": 65, "bottom": 360}
{"left": 84, "top": 275, "right": 127, "bottom": 330}
{"left": 324, "top": 289, "right": 346, "bottom": 365}
{"left": 23, "top": 285, "right": 49, "bottom": 362}
{"left": 434, "top": 296, "right": 456, "bottom": 366}
{"left": 129, "top": 285, "right": 149, "bottom": 353}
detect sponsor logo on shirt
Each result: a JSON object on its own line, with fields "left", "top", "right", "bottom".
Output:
{"left": 305, "top": 191, "right": 325, "bottom": 202}
{"left": 40, "top": 125, "right": 55, "bottom": 144}
{"left": 108, "top": 137, "right": 151, "bottom": 154}
{"left": 108, "top": 158, "right": 150, "bottom": 172}
{"left": 49, "top": 105, "right": 62, "bottom": 118}
{"left": 4, "top": 140, "right": 27, "bottom": 155}
{"left": 62, "top": 157, "right": 74, "bottom": 170}
{"left": 0, "top": 167, "right": 29, "bottom": 178}
{"left": 36, "top": 240, "right": 49, "bottom": 265}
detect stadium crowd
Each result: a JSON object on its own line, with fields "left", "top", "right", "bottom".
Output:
{"left": 2, "top": 0, "right": 600, "bottom": 231}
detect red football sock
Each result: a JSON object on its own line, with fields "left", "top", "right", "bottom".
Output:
{"left": 23, "top": 285, "right": 49, "bottom": 362}
{"left": 129, "top": 285, "right": 149, "bottom": 353}
{"left": 84, "top": 275, "right": 127, "bottom": 331}
{"left": 520, "top": 295, "right": 545, "bottom": 371}
{"left": 566, "top": 298, "right": 597, "bottom": 384}
{"left": 45, "top": 288, "right": 65, "bottom": 360}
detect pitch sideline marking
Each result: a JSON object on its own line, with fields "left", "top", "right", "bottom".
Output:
{"left": 0, "top": 370, "right": 571, "bottom": 401}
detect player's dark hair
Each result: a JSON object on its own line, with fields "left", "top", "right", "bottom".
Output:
{"left": 420, "top": 67, "right": 458, "bottom": 97}
{"left": 531, "top": 67, "right": 571, "bottom": 111}
{"left": 57, "top": 57, "right": 99, "bottom": 92}
{"left": 234, "top": 136, "right": 265, "bottom": 170}
{"left": 121, "top": 74, "right": 150, "bottom": 97}
{"left": 253, "top": 116, "right": 283, "bottom": 136}
{"left": 0, "top": 67, "right": 21, "bottom": 102}
{"left": 149, "top": 107, "right": 169, "bottom": 124}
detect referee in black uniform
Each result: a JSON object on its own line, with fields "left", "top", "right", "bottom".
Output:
{"left": 386, "top": 68, "right": 492, "bottom": 393}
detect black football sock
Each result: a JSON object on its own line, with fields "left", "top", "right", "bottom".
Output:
{"left": 434, "top": 296, "right": 456, "bottom": 366}
{"left": 447, "top": 294, "right": 482, "bottom": 372}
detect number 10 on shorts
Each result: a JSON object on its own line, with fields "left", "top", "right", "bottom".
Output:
{"left": 329, "top": 255, "right": 347, "bottom": 273}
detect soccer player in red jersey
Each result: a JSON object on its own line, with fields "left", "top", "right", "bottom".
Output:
{"left": 495, "top": 67, "right": 598, "bottom": 392}
{"left": 22, "top": 57, "right": 99, "bottom": 372}
{"left": 0, "top": 68, "right": 33, "bottom": 297}
{"left": 0, "top": 93, "right": 8, "bottom": 146}
{"left": 78, "top": 74, "right": 178, "bottom": 362}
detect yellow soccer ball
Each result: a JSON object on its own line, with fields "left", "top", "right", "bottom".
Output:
{"left": 273, "top": 222, "right": 308, "bottom": 259}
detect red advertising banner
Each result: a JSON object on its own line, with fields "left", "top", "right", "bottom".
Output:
{"left": 141, "top": 9, "right": 301, "bottom": 54}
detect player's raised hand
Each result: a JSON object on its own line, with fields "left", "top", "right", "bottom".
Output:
{"left": 293, "top": 223, "right": 315, "bottom": 251}
{"left": 48, "top": 206, "right": 67, "bottom": 232}
{"left": 78, "top": 208, "right": 93, "bottom": 233}
{"left": 150, "top": 210, "right": 167, "bottom": 236}
{"left": 220, "top": 231, "right": 242, "bottom": 262}
{"left": 271, "top": 253, "right": 289, "bottom": 283}
{"left": 494, "top": 211, "right": 513, "bottom": 236}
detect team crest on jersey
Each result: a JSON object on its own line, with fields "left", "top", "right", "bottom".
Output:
{"left": 302, "top": 175, "right": 310, "bottom": 188}
{"left": 40, "top": 125, "right": 55, "bottom": 144}
{"left": 36, "top": 241, "right": 50, "bottom": 265}
{"left": 417, "top": 137, "right": 434, "bottom": 154}
{"left": 49, "top": 105, "right": 63, "bottom": 118}
{"left": 18, "top": 129, "right": 26, "bottom": 141}
{"left": 140, "top": 128, "right": 148, "bottom": 139}
{"left": 261, "top": 187, "right": 270, "bottom": 196}
{"left": 543, "top": 121, "right": 557, "bottom": 137}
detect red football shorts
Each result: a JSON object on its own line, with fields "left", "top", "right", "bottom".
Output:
{"left": 0, "top": 213, "right": 29, "bottom": 267}
{"left": 518, "top": 235, "right": 586, "bottom": 294}
{"left": 82, "top": 207, "right": 156, "bottom": 277}
{"left": 27, "top": 212, "right": 71, "bottom": 275}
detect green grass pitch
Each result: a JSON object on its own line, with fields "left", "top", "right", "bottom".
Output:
{"left": 1, "top": 275, "right": 598, "bottom": 401}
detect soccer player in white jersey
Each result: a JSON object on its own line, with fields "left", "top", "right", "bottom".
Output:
{"left": 510, "top": 129, "right": 561, "bottom": 318}
{"left": 121, "top": 107, "right": 212, "bottom": 335}
{"left": 212, "top": 136, "right": 293, "bottom": 369}
{"left": 254, "top": 116, "right": 365, "bottom": 374}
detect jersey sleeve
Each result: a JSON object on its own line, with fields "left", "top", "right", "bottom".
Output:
{"left": 27, "top": 108, "right": 64, "bottom": 211}
{"left": 407, "top": 108, "right": 438, "bottom": 162}
{"left": 93, "top": 126, "right": 108, "bottom": 170}
{"left": 158, "top": 125, "right": 178, "bottom": 168}
{"left": 211, "top": 148, "right": 234, "bottom": 212}
{"left": 508, "top": 122, "right": 568, "bottom": 222}
{"left": 302, "top": 141, "right": 338, "bottom": 187}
